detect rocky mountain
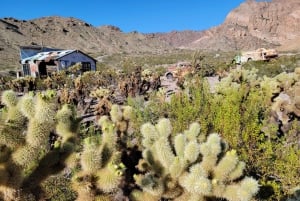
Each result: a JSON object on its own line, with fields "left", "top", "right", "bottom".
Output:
{"left": 0, "top": 16, "right": 173, "bottom": 70}
{"left": 1, "top": 0, "right": 300, "bottom": 71}
{"left": 170, "top": 0, "right": 300, "bottom": 51}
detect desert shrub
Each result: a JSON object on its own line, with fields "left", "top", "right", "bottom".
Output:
{"left": 243, "top": 55, "right": 299, "bottom": 77}
{"left": 127, "top": 95, "right": 167, "bottom": 146}
{"left": 152, "top": 65, "right": 167, "bottom": 76}
{"left": 35, "top": 77, "right": 47, "bottom": 90}
{"left": 212, "top": 80, "right": 264, "bottom": 159}
{"left": 128, "top": 75, "right": 213, "bottom": 137}
{"left": 212, "top": 87, "right": 243, "bottom": 147}
{"left": 121, "top": 57, "right": 138, "bottom": 74}
{"left": 209, "top": 68, "right": 300, "bottom": 200}
{"left": 166, "top": 76, "right": 213, "bottom": 134}
{"left": 254, "top": 124, "right": 300, "bottom": 200}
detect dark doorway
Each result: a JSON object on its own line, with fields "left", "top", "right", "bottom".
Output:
{"left": 38, "top": 61, "right": 47, "bottom": 78}
{"left": 38, "top": 60, "right": 57, "bottom": 78}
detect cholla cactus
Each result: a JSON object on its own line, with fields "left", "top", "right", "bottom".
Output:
{"left": 108, "top": 104, "right": 134, "bottom": 139}
{"left": 1, "top": 90, "right": 27, "bottom": 128}
{"left": 0, "top": 91, "right": 26, "bottom": 150}
{"left": 89, "top": 88, "right": 111, "bottom": 99}
{"left": 0, "top": 90, "right": 78, "bottom": 200}
{"left": 72, "top": 135, "right": 124, "bottom": 195}
{"left": 215, "top": 75, "right": 240, "bottom": 95}
{"left": 89, "top": 88, "right": 113, "bottom": 118}
{"left": 269, "top": 82, "right": 300, "bottom": 128}
{"left": 142, "top": 69, "right": 153, "bottom": 81}
{"left": 72, "top": 105, "right": 129, "bottom": 200}
{"left": 294, "top": 67, "right": 300, "bottom": 75}
{"left": 289, "top": 83, "right": 300, "bottom": 117}
{"left": 260, "top": 76, "right": 281, "bottom": 104}
{"left": 271, "top": 96, "right": 291, "bottom": 125}
{"left": 215, "top": 69, "right": 259, "bottom": 95}
{"left": 131, "top": 119, "right": 259, "bottom": 201}
{"left": 275, "top": 72, "right": 298, "bottom": 91}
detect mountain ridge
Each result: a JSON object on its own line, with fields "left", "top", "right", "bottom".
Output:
{"left": 164, "top": 0, "right": 300, "bottom": 52}
{"left": 1, "top": 0, "right": 300, "bottom": 71}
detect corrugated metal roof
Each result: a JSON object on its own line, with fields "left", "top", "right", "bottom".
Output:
{"left": 21, "top": 49, "right": 75, "bottom": 64}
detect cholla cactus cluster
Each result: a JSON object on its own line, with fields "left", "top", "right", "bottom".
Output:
{"left": 215, "top": 68, "right": 259, "bottom": 95}
{"left": 141, "top": 69, "right": 153, "bottom": 81}
{"left": 6, "top": 76, "right": 37, "bottom": 92}
{"left": 0, "top": 90, "right": 78, "bottom": 200}
{"left": 283, "top": 70, "right": 300, "bottom": 117}
{"left": 131, "top": 118, "right": 259, "bottom": 201}
{"left": 89, "top": 88, "right": 113, "bottom": 117}
{"left": 71, "top": 104, "right": 131, "bottom": 201}
{"left": 265, "top": 68, "right": 300, "bottom": 134}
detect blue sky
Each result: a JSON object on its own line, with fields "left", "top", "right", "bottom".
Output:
{"left": 0, "top": 0, "right": 246, "bottom": 33}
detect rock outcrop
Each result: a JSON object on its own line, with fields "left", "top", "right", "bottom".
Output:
{"left": 180, "top": 0, "right": 300, "bottom": 51}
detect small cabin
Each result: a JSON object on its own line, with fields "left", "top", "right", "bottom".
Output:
{"left": 20, "top": 46, "right": 96, "bottom": 78}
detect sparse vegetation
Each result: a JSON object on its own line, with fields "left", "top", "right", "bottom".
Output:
{"left": 243, "top": 54, "right": 300, "bottom": 77}
{"left": 0, "top": 52, "right": 299, "bottom": 201}
{"left": 1, "top": 1, "right": 300, "bottom": 199}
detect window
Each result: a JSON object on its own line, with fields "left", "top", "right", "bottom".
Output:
{"left": 23, "top": 64, "right": 30, "bottom": 76}
{"left": 81, "top": 62, "right": 91, "bottom": 72}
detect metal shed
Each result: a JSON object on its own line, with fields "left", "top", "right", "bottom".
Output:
{"left": 20, "top": 46, "right": 96, "bottom": 78}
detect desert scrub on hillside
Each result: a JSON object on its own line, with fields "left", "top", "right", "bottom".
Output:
{"left": 130, "top": 118, "right": 259, "bottom": 201}
{"left": 0, "top": 90, "right": 79, "bottom": 200}
{"left": 102, "top": 50, "right": 195, "bottom": 70}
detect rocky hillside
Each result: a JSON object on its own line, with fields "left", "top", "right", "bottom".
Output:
{"left": 1, "top": 0, "right": 300, "bottom": 71}
{"left": 174, "top": 0, "right": 300, "bottom": 51}
{"left": 0, "top": 16, "right": 173, "bottom": 70}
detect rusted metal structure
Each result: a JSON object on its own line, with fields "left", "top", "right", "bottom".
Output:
{"left": 232, "top": 48, "right": 279, "bottom": 64}
{"left": 165, "top": 61, "right": 193, "bottom": 79}
{"left": 20, "top": 46, "right": 96, "bottom": 78}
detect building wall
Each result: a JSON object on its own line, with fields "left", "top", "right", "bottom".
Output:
{"left": 58, "top": 51, "right": 96, "bottom": 71}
